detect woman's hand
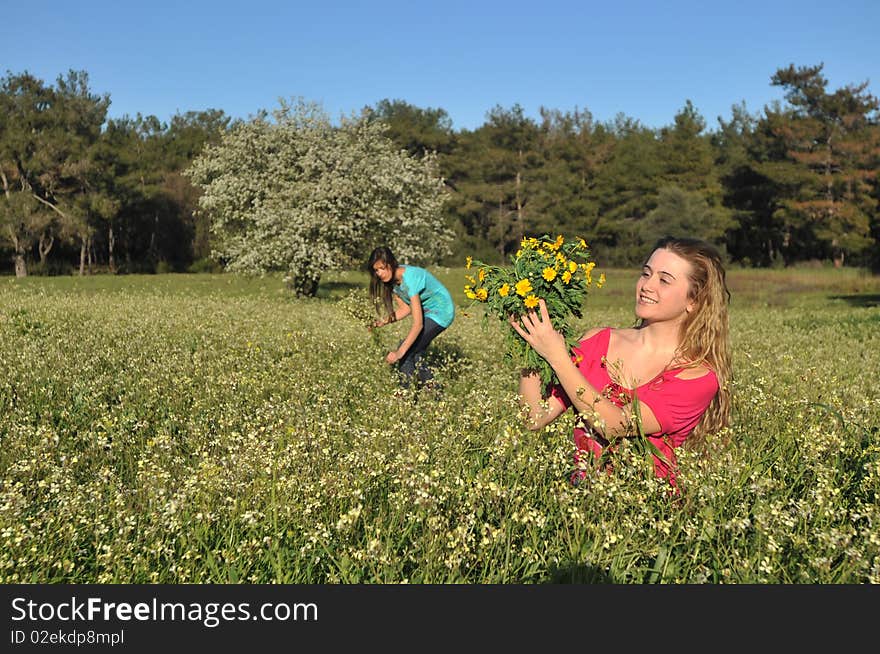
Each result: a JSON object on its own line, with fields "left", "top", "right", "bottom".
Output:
{"left": 385, "top": 350, "right": 400, "bottom": 364}
{"left": 371, "top": 314, "right": 396, "bottom": 332}
{"left": 508, "top": 298, "right": 568, "bottom": 365}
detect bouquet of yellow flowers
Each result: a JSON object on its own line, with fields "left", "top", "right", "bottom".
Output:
{"left": 465, "top": 234, "right": 605, "bottom": 386}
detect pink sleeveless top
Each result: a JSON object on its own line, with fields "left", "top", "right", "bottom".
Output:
{"left": 550, "top": 327, "right": 718, "bottom": 481}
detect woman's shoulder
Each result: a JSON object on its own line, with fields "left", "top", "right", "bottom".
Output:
{"left": 402, "top": 265, "right": 427, "bottom": 278}
{"left": 661, "top": 364, "right": 719, "bottom": 400}
{"left": 578, "top": 326, "right": 643, "bottom": 348}
{"left": 577, "top": 326, "right": 610, "bottom": 342}
{"left": 575, "top": 326, "right": 615, "bottom": 352}
{"left": 401, "top": 265, "right": 425, "bottom": 283}
{"left": 673, "top": 364, "right": 717, "bottom": 383}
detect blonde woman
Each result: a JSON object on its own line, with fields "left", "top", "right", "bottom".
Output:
{"left": 510, "top": 236, "right": 731, "bottom": 486}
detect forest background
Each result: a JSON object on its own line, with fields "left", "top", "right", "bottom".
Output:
{"left": 1, "top": 62, "right": 879, "bottom": 279}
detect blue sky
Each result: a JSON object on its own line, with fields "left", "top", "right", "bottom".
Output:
{"left": 3, "top": 0, "right": 878, "bottom": 131}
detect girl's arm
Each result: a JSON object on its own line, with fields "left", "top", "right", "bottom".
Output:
{"left": 516, "top": 326, "right": 603, "bottom": 430}
{"left": 386, "top": 295, "right": 422, "bottom": 364}
{"left": 517, "top": 370, "right": 566, "bottom": 430}
{"left": 374, "top": 295, "right": 412, "bottom": 328}
{"left": 509, "top": 299, "right": 661, "bottom": 438}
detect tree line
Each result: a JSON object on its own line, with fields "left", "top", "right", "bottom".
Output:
{"left": 2, "top": 63, "right": 878, "bottom": 280}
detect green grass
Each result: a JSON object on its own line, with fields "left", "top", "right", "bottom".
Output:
{"left": 0, "top": 267, "right": 878, "bottom": 583}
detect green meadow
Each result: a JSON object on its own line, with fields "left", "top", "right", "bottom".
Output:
{"left": 1, "top": 266, "right": 878, "bottom": 583}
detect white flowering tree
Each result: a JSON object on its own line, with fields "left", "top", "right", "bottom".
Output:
{"left": 185, "top": 99, "right": 451, "bottom": 295}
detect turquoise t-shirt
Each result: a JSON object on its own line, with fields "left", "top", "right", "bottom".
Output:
{"left": 392, "top": 266, "right": 455, "bottom": 328}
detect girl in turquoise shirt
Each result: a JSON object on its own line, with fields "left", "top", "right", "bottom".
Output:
{"left": 367, "top": 246, "right": 455, "bottom": 389}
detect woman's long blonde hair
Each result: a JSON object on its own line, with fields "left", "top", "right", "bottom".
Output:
{"left": 649, "top": 236, "right": 732, "bottom": 447}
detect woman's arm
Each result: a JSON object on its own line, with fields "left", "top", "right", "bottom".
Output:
{"left": 517, "top": 370, "right": 567, "bottom": 430}
{"left": 386, "top": 294, "right": 422, "bottom": 364}
{"left": 509, "top": 299, "right": 661, "bottom": 438}
{"left": 373, "top": 295, "right": 412, "bottom": 328}
{"left": 517, "top": 326, "right": 604, "bottom": 430}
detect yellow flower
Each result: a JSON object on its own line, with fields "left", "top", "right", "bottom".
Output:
{"left": 478, "top": 268, "right": 487, "bottom": 282}
{"left": 498, "top": 283, "right": 510, "bottom": 297}
{"left": 542, "top": 267, "right": 557, "bottom": 282}
{"left": 568, "top": 260, "right": 577, "bottom": 274}
{"left": 562, "top": 270, "right": 572, "bottom": 284}
{"left": 578, "top": 238, "right": 587, "bottom": 249}
{"left": 582, "top": 261, "right": 596, "bottom": 274}
{"left": 466, "top": 274, "right": 476, "bottom": 285}
{"left": 548, "top": 235, "right": 564, "bottom": 251}
{"left": 524, "top": 294, "right": 539, "bottom": 308}
{"left": 515, "top": 279, "right": 533, "bottom": 296}
{"left": 597, "top": 273, "right": 606, "bottom": 288}
{"left": 464, "top": 286, "right": 476, "bottom": 300}
{"left": 465, "top": 256, "right": 472, "bottom": 269}
{"left": 515, "top": 249, "right": 523, "bottom": 259}
{"left": 475, "top": 288, "right": 488, "bottom": 301}
{"left": 520, "top": 237, "right": 539, "bottom": 251}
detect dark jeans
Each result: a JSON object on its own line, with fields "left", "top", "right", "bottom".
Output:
{"left": 397, "top": 318, "right": 446, "bottom": 388}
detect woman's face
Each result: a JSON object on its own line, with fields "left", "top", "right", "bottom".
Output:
{"left": 635, "top": 248, "right": 694, "bottom": 323}
{"left": 372, "top": 260, "right": 394, "bottom": 284}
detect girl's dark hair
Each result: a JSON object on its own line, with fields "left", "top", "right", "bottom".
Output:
{"left": 367, "top": 246, "right": 398, "bottom": 319}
